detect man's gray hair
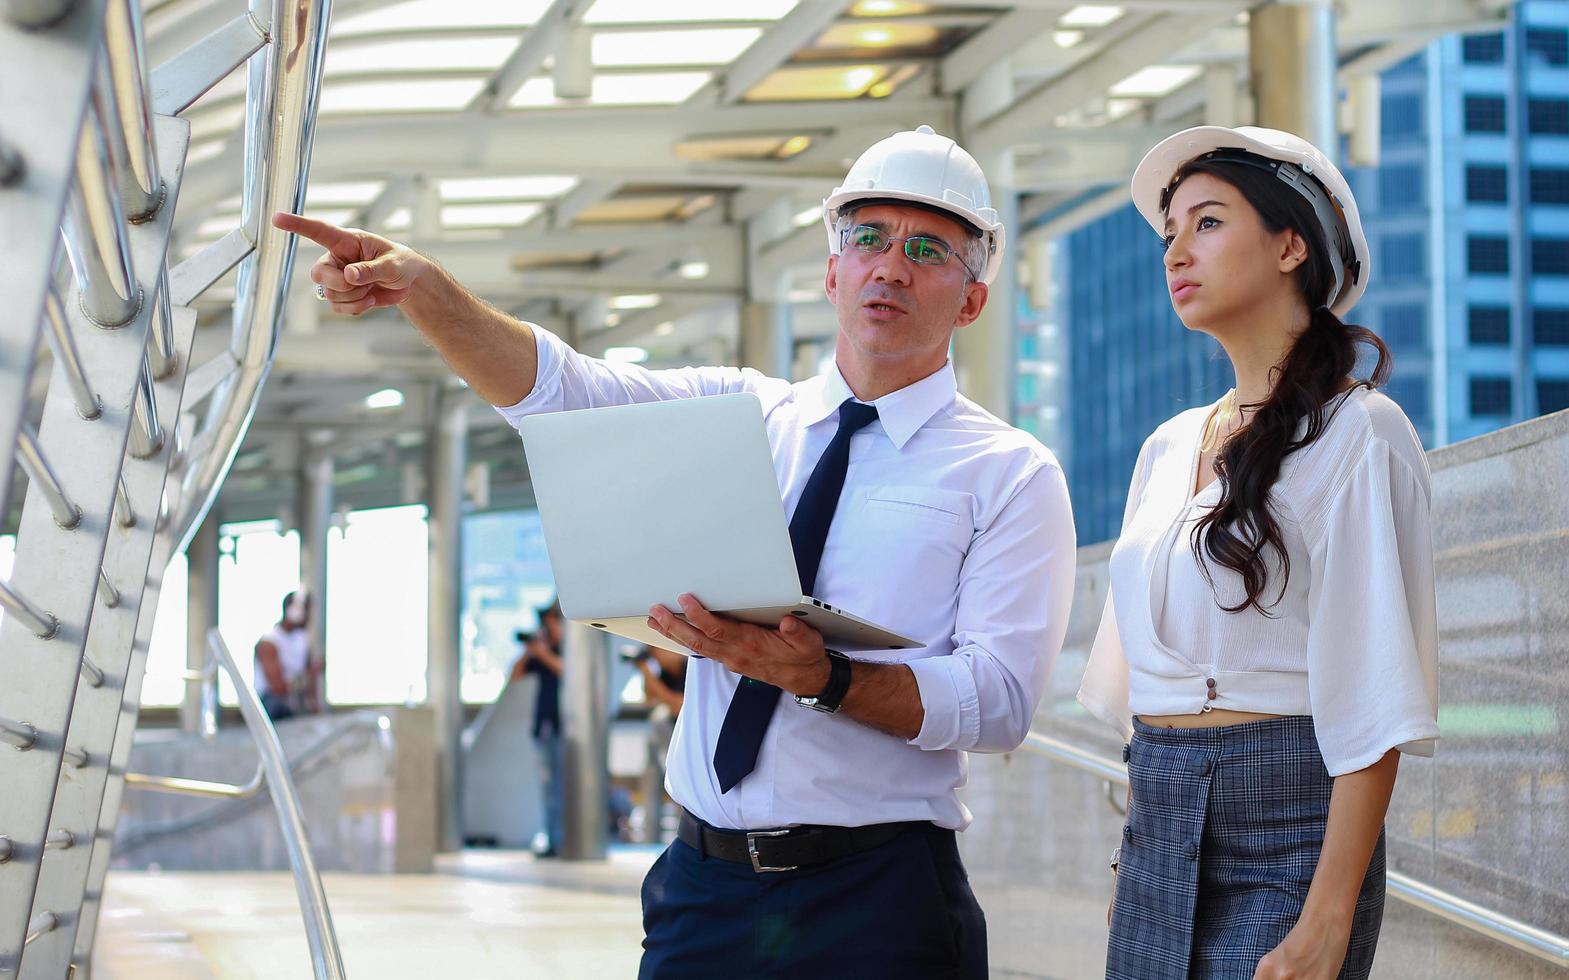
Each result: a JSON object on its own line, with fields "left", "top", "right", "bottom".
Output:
{"left": 833, "top": 206, "right": 990, "bottom": 283}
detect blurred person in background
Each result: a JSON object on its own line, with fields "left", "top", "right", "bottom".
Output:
{"left": 519, "top": 601, "right": 566, "bottom": 857}
{"left": 255, "top": 591, "right": 317, "bottom": 721}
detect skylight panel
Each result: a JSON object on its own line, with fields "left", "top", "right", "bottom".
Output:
{"left": 585, "top": 0, "right": 795, "bottom": 23}
{"left": 506, "top": 72, "right": 711, "bottom": 107}
{"left": 438, "top": 176, "right": 580, "bottom": 201}
{"left": 318, "top": 79, "right": 486, "bottom": 113}
{"left": 1059, "top": 5, "right": 1123, "bottom": 28}
{"left": 334, "top": 0, "right": 554, "bottom": 35}
{"left": 744, "top": 64, "right": 887, "bottom": 102}
{"left": 441, "top": 203, "right": 545, "bottom": 227}
{"left": 305, "top": 181, "right": 386, "bottom": 206}
{"left": 1108, "top": 64, "right": 1201, "bottom": 98}
{"left": 592, "top": 28, "right": 763, "bottom": 66}
{"left": 325, "top": 37, "right": 521, "bottom": 74}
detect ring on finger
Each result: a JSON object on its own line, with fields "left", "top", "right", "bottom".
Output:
{"left": 314, "top": 283, "right": 326, "bottom": 300}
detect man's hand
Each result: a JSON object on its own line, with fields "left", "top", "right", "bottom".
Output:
{"left": 272, "top": 212, "right": 427, "bottom": 315}
{"left": 647, "top": 594, "right": 830, "bottom": 696}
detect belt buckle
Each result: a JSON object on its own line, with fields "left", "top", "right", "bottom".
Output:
{"left": 746, "top": 829, "right": 797, "bottom": 873}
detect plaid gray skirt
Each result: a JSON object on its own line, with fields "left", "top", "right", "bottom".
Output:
{"left": 1106, "top": 716, "right": 1386, "bottom": 980}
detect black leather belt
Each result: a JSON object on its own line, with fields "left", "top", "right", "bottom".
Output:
{"left": 677, "top": 809, "right": 925, "bottom": 873}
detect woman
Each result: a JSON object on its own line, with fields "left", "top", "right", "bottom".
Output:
{"left": 1078, "top": 126, "right": 1440, "bottom": 980}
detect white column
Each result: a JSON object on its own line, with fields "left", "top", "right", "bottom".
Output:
{"left": 181, "top": 513, "right": 218, "bottom": 734}
{"left": 741, "top": 200, "right": 795, "bottom": 379}
{"left": 1248, "top": 0, "right": 1338, "bottom": 153}
{"left": 560, "top": 620, "right": 609, "bottom": 860}
{"left": 739, "top": 301, "right": 792, "bottom": 379}
{"left": 953, "top": 149, "right": 1018, "bottom": 420}
{"left": 426, "top": 391, "right": 467, "bottom": 852}
{"left": 298, "top": 451, "right": 332, "bottom": 702}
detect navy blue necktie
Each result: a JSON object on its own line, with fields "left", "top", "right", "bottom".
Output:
{"left": 711, "top": 398, "right": 879, "bottom": 793}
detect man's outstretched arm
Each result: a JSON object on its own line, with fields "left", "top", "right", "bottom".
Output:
{"left": 272, "top": 212, "right": 538, "bottom": 406}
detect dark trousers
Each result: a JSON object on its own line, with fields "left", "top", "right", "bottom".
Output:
{"left": 260, "top": 692, "right": 294, "bottom": 722}
{"left": 639, "top": 820, "right": 986, "bottom": 980}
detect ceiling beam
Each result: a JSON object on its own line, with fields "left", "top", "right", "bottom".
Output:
{"left": 940, "top": 8, "right": 1063, "bottom": 95}
{"left": 552, "top": 178, "right": 619, "bottom": 229}
{"left": 579, "top": 295, "right": 734, "bottom": 356}
{"left": 713, "top": 0, "right": 851, "bottom": 104}
{"left": 969, "top": 11, "right": 1235, "bottom": 153}
{"left": 469, "top": 0, "right": 591, "bottom": 113}
{"left": 403, "top": 220, "right": 744, "bottom": 257}
{"left": 176, "top": 99, "right": 956, "bottom": 217}
{"left": 352, "top": 174, "right": 417, "bottom": 230}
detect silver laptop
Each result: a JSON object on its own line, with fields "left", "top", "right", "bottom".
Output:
{"left": 517, "top": 393, "right": 920, "bottom": 655}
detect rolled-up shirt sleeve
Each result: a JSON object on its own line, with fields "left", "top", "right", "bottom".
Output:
{"left": 495, "top": 323, "right": 781, "bottom": 426}
{"left": 908, "top": 460, "right": 1077, "bottom": 753}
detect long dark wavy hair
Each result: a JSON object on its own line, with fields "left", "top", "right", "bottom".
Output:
{"left": 1168, "top": 156, "right": 1392, "bottom": 615}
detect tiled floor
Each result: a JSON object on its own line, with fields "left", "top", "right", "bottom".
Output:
{"left": 94, "top": 848, "right": 658, "bottom": 979}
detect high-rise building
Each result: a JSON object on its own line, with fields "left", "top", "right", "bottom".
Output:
{"left": 1028, "top": 1, "right": 1569, "bottom": 545}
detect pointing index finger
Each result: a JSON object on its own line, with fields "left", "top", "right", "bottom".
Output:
{"left": 272, "top": 211, "right": 360, "bottom": 256}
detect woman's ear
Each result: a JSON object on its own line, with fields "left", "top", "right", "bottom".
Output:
{"left": 1278, "top": 229, "right": 1310, "bottom": 275}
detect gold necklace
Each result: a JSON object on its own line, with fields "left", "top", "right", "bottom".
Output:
{"left": 1199, "top": 389, "right": 1239, "bottom": 454}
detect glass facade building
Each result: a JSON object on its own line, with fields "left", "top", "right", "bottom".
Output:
{"left": 1034, "top": 1, "right": 1569, "bottom": 545}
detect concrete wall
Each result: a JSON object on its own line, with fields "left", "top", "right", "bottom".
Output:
{"left": 113, "top": 708, "right": 435, "bottom": 874}
{"left": 961, "top": 409, "right": 1569, "bottom": 979}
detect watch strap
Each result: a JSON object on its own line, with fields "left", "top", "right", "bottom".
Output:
{"left": 796, "top": 650, "right": 852, "bottom": 712}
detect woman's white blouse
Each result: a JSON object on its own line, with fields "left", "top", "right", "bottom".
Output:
{"left": 1077, "top": 387, "right": 1440, "bottom": 776}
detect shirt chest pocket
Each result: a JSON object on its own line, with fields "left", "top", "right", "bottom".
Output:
{"left": 857, "top": 486, "right": 975, "bottom": 575}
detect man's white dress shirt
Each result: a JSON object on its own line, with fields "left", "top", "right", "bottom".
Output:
{"left": 497, "top": 326, "right": 1076, "bottom": 831}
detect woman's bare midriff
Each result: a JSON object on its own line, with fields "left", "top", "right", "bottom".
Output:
{"left": 1136, "top": 708, "right": 1287, "bottom": 729}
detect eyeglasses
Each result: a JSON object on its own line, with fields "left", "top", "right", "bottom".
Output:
{"left": 841, "top": 224, "right": 975, "bottom": 279}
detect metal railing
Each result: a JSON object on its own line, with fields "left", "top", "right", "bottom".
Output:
{"left": 211, "top": 630, "right": 346, "bottom": 979}
{"left": 0, "top": 0, "right": 329, "bottom": 974}
{"left": 1016, "top": 730, "right": 1569, "bottom": 970}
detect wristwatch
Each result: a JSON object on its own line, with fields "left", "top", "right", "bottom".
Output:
{"left": 794, "top": 650, "right": 852, "bottom": 713}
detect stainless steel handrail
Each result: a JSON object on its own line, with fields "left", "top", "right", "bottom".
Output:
{"left": 102, "top": 0, "right": 164, "bottom": 222}
{"left": 0, "top": 579, "right": 59, "bottom": 640}
{"left": 207, "top": 629, "right": 345, "bottom": 980}
{"left": 167, "top": 0, "right": 333, "bottom": 557}
{"left": 127, "top": 349, "right": 163, "bottom": 459}
{"left": 125, "top": 767, "right": 265, "bottom": 800}
{"left": 43, "top": 282, "right": 102, "bottom": 420}
{"left": 120, "top": 711, "right": 385, "bottom": 844}
{"left": 60, "top": 70, "right": 141, "bottom": 328}
{"left": 15, "top": 423, "right": 82, "bottom": 530}
{"left": 0, "top": 717, "right": 38, "bottom": 752}
{"left": 1016, "top": 730, "right": 1569, "bottom": 969}
{"left": 22, "top": 912, "right": 56, "bottom": 948}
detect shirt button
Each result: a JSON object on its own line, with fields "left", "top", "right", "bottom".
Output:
{"left": 1186, "top": 842, "right": 1200, "bottom": 861}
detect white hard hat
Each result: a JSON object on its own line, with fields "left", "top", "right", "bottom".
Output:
{"left": 823, "top": 124, "right": 1006, "bottom": 285}
{"left": 1130, "top": 125, "right": 1370, "bottom": 316}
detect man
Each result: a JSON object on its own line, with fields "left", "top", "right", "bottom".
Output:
{"left": 275, "top": 124, "right": 1076, "bottom": 978}
{"left": 255, "top": 591, "right": 315, "bottom": 721}
{"left": 519, "top": 604, "right": 566, "bottom": 856}
{"left": 632, "top": 644, "right": 686, "bottom": 719}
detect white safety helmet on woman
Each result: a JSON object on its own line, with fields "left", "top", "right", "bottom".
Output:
{"left": 1130, "top": 125, "right": 1371, "bottom": 316}
{"left": 822, "top": 125, "right": 1007, "bottom": 285}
